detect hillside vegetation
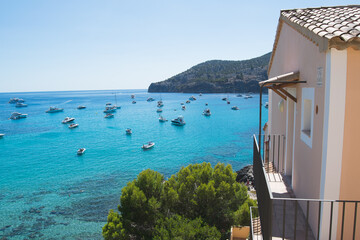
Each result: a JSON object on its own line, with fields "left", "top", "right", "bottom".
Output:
{"left": 148, "top": 52, "right": 271, "bottom": 93}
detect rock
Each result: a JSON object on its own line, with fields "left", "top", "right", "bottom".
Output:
{"left": 236, "top": 165, "right": 254, "bottom": 185}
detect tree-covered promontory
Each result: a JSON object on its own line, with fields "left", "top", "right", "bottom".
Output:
{"left": 148, "top": 52, "right": 271, "bottom": 93}
{"left": 102, "top": 163, "right": 256, "bottom": 240}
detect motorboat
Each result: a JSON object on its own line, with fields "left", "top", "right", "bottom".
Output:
{"left": 132, "top": 101, "right": 137, "bottom": 104}
{"left": 156, "top": 108, "right": 163, "bottom": 112}
{"left": 203, "top": 109, "right": 211, "bottom": 116}
{"left": 244, "top": 95, "right": 253, "bottom": 99}
{"left": 103, "top": 107, "right": 116, "bottom": 113}
{"left": 126, "top": 128, "right": 132, "bottom": 134}
{"left": 147, "top": 97, "right": 155, "bottom": 102}
{"left": 181, "top": 102, "right": 184, "bottom": 105}
{"left": 222, "top": 97, "right": 227, "bottom": 101}
{"left": 0, "top": 134, "right": 5, "bottom": 138}
{"left": 104, "top": 113, "right": 114, "bottom": 118}
{"left": 186, "top": 100, "right": 190, "bottom": 104}
{"left": 157, "top": 103, "right": 164, "bottom": 108}
{"left": 265, "top": 102, "right": 269, "bottom": 108}
{"left": 159, "top": 115, "right": 168, "bottom": 122}
{"left": 131, "top": 94, "right": 135, "bottom": 99}
{"left": 182, "top": 106, "right": 186, "bottom": 110}
{"left": 9, "top": 98, "right": 25, "bottom": 104}
{"left": 113, "top": 105, "right": 121, "bottom": 109}
{"left": 205, "top": 103, "right": 208, "bottom": 106}
{"left": 9, "top": 112, "right": 27, "bottom": 120}
{"left": 46, "top": 107, "right": 63, "bottom": 113}
{"left": 106, "top": 102, "right": 112, "bottom": 106}
{"left": 77, "top": 105, "right": 86, "bottom": 109}
{"left": 69, "top": 123, "right": 79, "bottom": 129}
{"left": 189, "top": 96, "right": 197, "bottom": 101}
{"left": 15, "top": 102, "right": 27, "bottom": 108}
{"left": 142, "top": 142, "right": 155, "bottom": 150}
{"left": 236, "top": 94, "right": 243, "bottom": 97}
{"left": 77, "top": 148, "right": 86, "bottom": 155}
{"left": 62, "top": 117, "right": 75, "bottom": 124}
{"left": 227, "top": 101, "right": 230, "bottom": 104}
{"left": 199, "top": 93, "right": 202, "bottom": 96}
{"left": 231, "top": 106, "right": 239, "bottom": 110}
{"left": 171, "top": 116, "right": 186, "bottom": 126}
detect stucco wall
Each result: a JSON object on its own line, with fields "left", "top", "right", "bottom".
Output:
{"left": 268, "top": 21, "right": 327, "bottom": 236}
{"left": 336, "top": 47, "right": 360, "bottom": 239}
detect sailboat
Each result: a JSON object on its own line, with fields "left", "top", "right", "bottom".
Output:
{"left": 113, "top": 92, "right": 121, "bottom": 109}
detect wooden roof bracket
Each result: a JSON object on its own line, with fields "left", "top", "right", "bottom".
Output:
{"left": 278, "top": 88, "right": 297, "bottom": 102}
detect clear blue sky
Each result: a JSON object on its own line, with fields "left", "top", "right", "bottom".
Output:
{"left": 0, "top": 0, "right": 357, "bottom": 92}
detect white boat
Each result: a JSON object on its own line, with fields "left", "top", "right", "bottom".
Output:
{"left": 147, "top": 97, "right": 155, "bottom": 102}
{"left": 9, "top": 98, "right": 25, "bottom": 104}
{"left": 106, "top": 102, "right": 112, "bottom": 106}
{"left": 203, "top": 109, "right": 211, "bottom": 116}
{"left": 156, "top": 108, "right": 163, "bottom": 112}
{"left": 0, "top": 134, "right": 5, "bottom": 138}
{"left": 9, "top": 112, "right": 27, "bottom": 120}
{"left": 77, "top": 148, "right": 86, "bottom": 155}
{"left": 62, "top": 117, "right": 75, "bottom": 124}
{"left": 265, "top": 102, "right": 269, "bottom": 108}
{"left": 77, "top": 105, "right": 86, "bottom": 109}
{"left": 126, "top": 128, "right": 132, "bottom": 134}
{"left": 231, "top": 106, "right": 239, "bottom": 110}
{"left": 46, "top": 107, "right": 63, "bottom": 113}
{"left": 236, "top": 94, "right": 243, "bottom": 97}
{"left": 182, "top": 106, "right": 186, "bottom": 110}
{"left": 171, "top": 116, "right": 186, "bottom": 126}
{"left": 113, "top": 105, "right": 121, "bottom": 109}
{"left": 142, "top": 142, "right": 155, "bottom": 150}
{"left": 157, "top": 103, "right": 164, "bottom": 108}
{"left": 131, "top": 94, "right": 135, "bottom": 99}
{"left": 69, "top": 123, "right": 79, "bottom": 129}
{"left": 104, "top": 113, "right": 114, "bottom": 118}
{"left": 180, "top": 102, "right": 184, "bottom": 105}
{"left": 103, "top": 106, "right": 116, "bottom": 113}
{"left": 15, "top": 102, "right": 27, "bottom": 108}
{"left": 199, "top": 93, "right": 202, "bottom": 96}
{"left": 159, "top": 115, "right": 168, "bottom": 122}
{"left": 189, "top": 96, "right": 196, "bottom": 101}
{"left": 186, "top": 100, "right": 190, "bottom": 104}
{"left": 132, "top": 101, "right": 137, "bottom": 104}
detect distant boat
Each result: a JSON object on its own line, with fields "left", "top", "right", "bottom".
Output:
{"left": 236, "top": 94, "right": 243, "bottom": 97}
{"left": 126, "top": 128, "right": 132, "bottom": 135}
{"left": 171, "top": 116, "right": 186, "bottom": 126}
{"left": 157, "top": 102, "right": 164, "bottom": 108}
{"left": 46, "top": 107, "right": 63, "bottom": 113}
{"left": 77, "top": 148, "right": 86, "bottom": 155}
{"left": 69, "top": 123, "right": 79, "bottom": 129}
{"left": 0, "top": 134, "right": 5, "bottom": 138}
{"left": 181, "top": 102, "right": 184, "bottom": 105}
{"left": 103, "top": 106, "right": 116, "bottom": 113}
{"left": 104, "top": 113, "right": 114, "bottom": 118}
{"left": 131, "top": 94, "right": 135, "bottom": 99}
{"left": 132, "top": 101, "right": 137, "bottom": 104}
{"left": 205, "top": 103, "right": 208, "bottom": 106}
{"left": 106, "top": 102, "right": 112, "bottom": 106}
{"left": 77, "top": 105, "right": 86, "bottom": 109}
{"left": 9, "top": 98, "right": 25, "bottom": 104}
{"left": 9, "top": 112, "right": 27, "bottom": 120}
{"left": 15, "top": 102, "right": 27, "bottom": 108}
{"left": 156, "top": 108, "right": 163, "bottom": 112}
{"left": 231, "top": 106, "right": 239, "bottom": 110}
{"left": 182, "top": 105, "right": 186, "bottom": 110}
{"left": 203, "top": 109, "right": 211, "bottom": 116}
{"left": 113, "top": 92, "right": 121, "bottom": 109}
{"left": 147, "top": 97, "right": 155, "bottom": 102}
{"left": 62, "top": 117, "right": 75, "bottom": 124}
{"left": 142, "top": 142, "right": 155, "bottom": 150}
{"left": 222, "top": 97, "right": 227, "bottom": 101}
{"left": 186, "top": 100, "right": 190, "bottom": 104}
{"left": 189, "top": 96, "right": 196, "bottom": 101}
{"left": 227, "top": 101, "right": 230, "bottom": 104}
{"left": 199, "top": 93, "right": 202, "bottom": 96}
{"left": 159, "top": 115, "right": 168, "bottom": 122}
{"left": 265, "top": 102, "right": 269, "bottom": 108}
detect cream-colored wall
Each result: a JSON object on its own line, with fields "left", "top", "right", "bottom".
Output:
{"left": 336, "top": 47, "right": 360, "bottom": 239}
{"left": 269, "top": 22, "right": 327, "bottom": 236}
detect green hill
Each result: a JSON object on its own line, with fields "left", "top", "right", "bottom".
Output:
{"left": 148, "top": 52, "right": 271, "bottom": 93}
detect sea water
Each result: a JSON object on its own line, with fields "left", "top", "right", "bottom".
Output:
{"left": 0, "top": 90, "right": 267, "bottom": 239}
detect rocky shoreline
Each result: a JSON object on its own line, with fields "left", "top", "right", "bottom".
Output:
{"left": 236, "top": 165, "right": 254, "bottom": 186}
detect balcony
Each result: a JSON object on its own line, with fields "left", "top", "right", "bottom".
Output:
{"left": 251, "top": 134, "right": 360, "bottom": 240}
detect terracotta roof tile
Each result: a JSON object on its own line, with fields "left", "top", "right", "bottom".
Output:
{"left": 281, "top": 5, "right": 360, "bottom": 43}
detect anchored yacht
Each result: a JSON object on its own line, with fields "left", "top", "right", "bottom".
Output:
{"left": 171, "top": 116, "right": 186, "bottom": 126}
{"left": 46, "top": 107, "right": 63, "bottom": 113}
{"left": 62, "top": 117, "right": 75, "bottom": 124}
{"left": 9, "top": 112, "right": 27, "bottom": 120}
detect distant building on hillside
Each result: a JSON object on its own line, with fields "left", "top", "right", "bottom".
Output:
{"left": 251, "top": 5, "right": 360, "bottom": 239}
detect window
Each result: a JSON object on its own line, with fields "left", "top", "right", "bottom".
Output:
{"left": 300, "top": 88, "right": 314, "bottom": 148}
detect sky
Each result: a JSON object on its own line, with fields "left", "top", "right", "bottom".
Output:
{"left": 0, "top": 0, "right": 358, "bottom": 92}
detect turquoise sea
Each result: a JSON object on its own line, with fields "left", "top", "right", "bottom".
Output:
{"left": 0, "top": 90, "right": 267, "bottom": 239}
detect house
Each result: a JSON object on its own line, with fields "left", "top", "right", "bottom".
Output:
{"left": 252, "top": 5, "right": 360, "bottom": 239}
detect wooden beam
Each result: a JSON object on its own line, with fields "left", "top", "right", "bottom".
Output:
{"left": 278, "top": 88, "right": 297, "bottom": 102}
{"left": 273, "top": 82, "right": 299, "bottom": 89}
{"left": 269, "top": 87, "right": 287, "bottom": 100}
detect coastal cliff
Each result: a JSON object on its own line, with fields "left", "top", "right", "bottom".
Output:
{"left": 148, "top": 52, "right": 271, "bottom": 93}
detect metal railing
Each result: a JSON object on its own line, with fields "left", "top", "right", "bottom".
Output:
{"left": 252, "top": 134, "right": 360, "bottom": 240}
